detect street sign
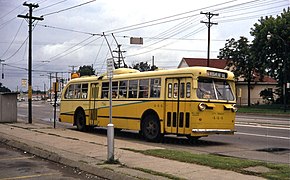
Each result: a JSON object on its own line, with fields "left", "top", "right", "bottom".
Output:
{"left": 130, "top": 37, "right": 143, "bottom": 45}
{"left": 107, "top": 58, "right": 114, "bottom": 78}
{"left": 21, "top": 79, "right": 27, "bottom": 87}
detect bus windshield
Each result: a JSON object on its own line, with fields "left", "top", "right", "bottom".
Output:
{"left": 197, "top": 78, "right": 234, "bottom": 101}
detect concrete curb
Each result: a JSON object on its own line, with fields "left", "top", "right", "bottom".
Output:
{"left": 0, "top": 133, "right": 136, "bottom": 180}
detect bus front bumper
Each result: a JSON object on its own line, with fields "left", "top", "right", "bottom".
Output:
{"left": 192, "top": 129, "right": 236, "bottom": 134}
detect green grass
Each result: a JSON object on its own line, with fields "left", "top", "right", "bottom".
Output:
{"left": 237, "top": 104, "right": 290, "bottom": 115}
{"left": 123, "top": 148, "right": 290, "bottom": 180}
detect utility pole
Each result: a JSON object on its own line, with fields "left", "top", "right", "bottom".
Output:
{"left": 48, "top": 72, "right": 52, "bottom": 100}
{"left": 69, "top": 65, "right": 78, "bottom": 73}
{"left": 0, "top": 60, "right": 5, "bottom": 79}
{"left": 113, "top": 45, "right": 126, "bottom": 68}
{"left": 200, "top": 11, "right": 218, "bottom": 67}
{"left": 18, "top": 2, "right": 43, "bottom": 124}
{"left": 53, "top": 73, "right": 58, "bottom": 129}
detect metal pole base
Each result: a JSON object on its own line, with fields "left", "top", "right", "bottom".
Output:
{"left": 107, "top": 123, "right": 114, "bottom": 161}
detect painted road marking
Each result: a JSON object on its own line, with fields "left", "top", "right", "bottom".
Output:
{"left": 0, "top": 173, "right": 60, "bottom": 180}
{"left": 235, "top": 132, "right": 290, "bottom": 140}
{"left": 236, "top": 123, "right": 290, "bottom": 130}
{"left": 0, "top": 156, "right": 33, "bottom": 161}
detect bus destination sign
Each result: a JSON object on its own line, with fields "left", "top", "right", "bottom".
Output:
{"left": 207, "top": 70, "right": 227, "bottom": 78}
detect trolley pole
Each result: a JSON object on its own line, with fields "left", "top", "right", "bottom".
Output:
{"left": 107, "top": 58, "right": 114, "bottom": 162}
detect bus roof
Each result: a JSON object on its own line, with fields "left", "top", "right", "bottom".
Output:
{"left": 68, "top": 66, "right": 234, "bottom": 83}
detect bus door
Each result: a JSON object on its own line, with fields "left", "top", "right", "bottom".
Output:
{"left": 165, "top": 78, "right": 191, "bottom": 135}
{"left": 89, "top": 83, "right": 99, "bottom": 126}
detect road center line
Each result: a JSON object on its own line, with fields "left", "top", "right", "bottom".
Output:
{"left": 236, "top": 123, "right": 290, "bottom": 130}
{"left": 236, "top": 132, "right": 290, "bottom": 140}
{"left": 0, "top": 156, "right": 33, "bottom": 161}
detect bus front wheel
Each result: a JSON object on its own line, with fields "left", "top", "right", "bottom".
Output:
{"left": 75, "top": 110, "right": 86, "bottom": 131}
{"left": 141, "top": 115, "right": 162, "bottom": 142}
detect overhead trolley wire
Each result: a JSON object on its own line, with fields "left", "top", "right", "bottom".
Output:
{"left": 35, "top": 0, "right": 68, "bottom": 12}
{"left": 41, "top": 0, "right": 96, "bottom": 17}
{"left": 105, "top": 0, "right": 238, "bottom": 34}
{"left": 0, "top": 19, "right": 24, "bottom": 60}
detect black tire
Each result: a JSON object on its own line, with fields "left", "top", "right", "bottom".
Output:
{"left": 75, "top": 110, "right": 86, "bottom": 131}
{"left": 141, "top": 115, "right": 162, "bottom": 142}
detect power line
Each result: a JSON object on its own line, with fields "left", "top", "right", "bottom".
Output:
{"left": 105, "top": 0, "right": 238, "bottom": 34}
{"left": 1, "top": 19, "right": 24, "bottom": 59}
{"left": 35, "top": 0, "right": 68, "bottom": 12}
{"left": 1, "top": 36, "right": 28, "bottom": 61}
{"left": 38, "top": 23, "right": 100, "bottom": 36}
{"left": 0, "top": 4, "right": 22, "bottom": 20}
{"left": 41, "top": 0, "right": 96, "bottom": 17}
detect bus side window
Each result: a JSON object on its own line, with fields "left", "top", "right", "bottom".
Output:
{"left": 75, "top": 84, "right": 81, "bottom": 99}
{"left": 173, "top": 83, "right": 178, "bottom": 98}
{"left": 119, "top": 80, "right": 128, "bottom": 98}
{"left": 129, "top": 80, "right": 138, "bottom": 98}
{"left": 91, "top": 84, "right": 99, "bottom": 99}
{"left": 180, "top": 83, "right": 185, "bottom": 98}
{"left": 65, "top": 84, "right": 74, "bottom": 99}
{"left": 186, "top": 82, "right": 191, "bottom": 98}
{"left": 139, "top": 79, "right": 149, "bottom": 98}
{"left": 81, "top": 84, "right": 88, "bottom": 99}
{"left": 101, "top": 82, "right": 109, "bottom": 98}
{"left": 112, "top": 81, "right": 118, "bottom": 98}
{"left": 168, "top": 83, "right": 172, "bottom": 98}
{"left": 150, "top": 78, "right": 161, "bottom": 98}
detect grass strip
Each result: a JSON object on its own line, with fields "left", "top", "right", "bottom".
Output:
{"left": 122, "top": 148, "right": 290, "bottom": 180}
{"left": 237, "top": 105, "right": 290, "bottom": 114}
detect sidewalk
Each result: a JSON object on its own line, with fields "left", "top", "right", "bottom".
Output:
{"left": 0, "top": 119, "right": 264, "bottom": 180}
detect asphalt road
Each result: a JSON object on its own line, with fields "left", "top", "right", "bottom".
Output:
{"left": 17, "top": 101, "right": 290, "bottom": 164}
{"left": 0, "top": 142, "right": 103, "bottom": 180}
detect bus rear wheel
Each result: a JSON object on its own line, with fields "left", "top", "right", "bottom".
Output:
{"left": 141, "top": 115, "right": 162, "bottom": 142}
{"left": 75, "top": 110, "right": 86, "bottom": 131}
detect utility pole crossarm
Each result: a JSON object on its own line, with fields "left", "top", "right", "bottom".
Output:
{"left": 17, "top": 14, "right": 44, "bottom": 21}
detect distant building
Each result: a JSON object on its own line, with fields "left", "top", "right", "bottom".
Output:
{"left": 178, "top": 58, "right": 229, "bottom": 69}
{"left": 178, "top": 57, "right": 278, "bottom": 105}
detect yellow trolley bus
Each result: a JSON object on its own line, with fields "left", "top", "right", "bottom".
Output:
{"left": 59, "top": 67, "right": 237, "bottom": 141}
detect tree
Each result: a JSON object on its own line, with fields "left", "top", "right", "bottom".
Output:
{"left": 132, "top": 62, "right": 158, "bottom": 72}
{"left": 260, "top": 89, "right": 274, "bottom": 104}
{"left": 0, "top": 83, "right": 11, "bottom": 92}
{"left": 218, "top": 36, "right": 255, "bottom": 106}
{"left": 77, "top": 65, "right": 95, "bottom": 77}
{"left": 250, "top": 8, "right": 290, "bottom": 103}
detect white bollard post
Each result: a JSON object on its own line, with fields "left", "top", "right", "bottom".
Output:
{"left": 107, "top": 123, "right": 114, "bottom": 161}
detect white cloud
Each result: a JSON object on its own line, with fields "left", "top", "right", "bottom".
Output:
{"left": 0, "top": 0, "right": 288, "bottom": 90}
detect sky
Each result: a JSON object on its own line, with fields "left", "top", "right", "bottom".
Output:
{"left": 0, "top": 0, "right": 289, "bottom": 91}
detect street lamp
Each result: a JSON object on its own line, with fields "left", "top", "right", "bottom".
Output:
{"left": 267, "top": 32, "right": 288, "bottom": 112}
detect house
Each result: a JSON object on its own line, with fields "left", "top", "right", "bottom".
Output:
{"left": 178, "top": 58, "right": 229, "bottom": 69}
{"left": 178, "top": 57, "right": 278, "bottom": 105}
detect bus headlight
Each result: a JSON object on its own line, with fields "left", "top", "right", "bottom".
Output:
{"left": 198, "top": 103, "right": 206, "bottom": 111}
{"left": 232, "top": 104, "right": 238, "bottom": 112}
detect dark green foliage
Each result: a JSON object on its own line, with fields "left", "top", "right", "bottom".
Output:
{"left": 132, "top": 62, "right": 158, "bottom": 72}
{"left": 77, "top": 65, "right": 95, "bottom": 77}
